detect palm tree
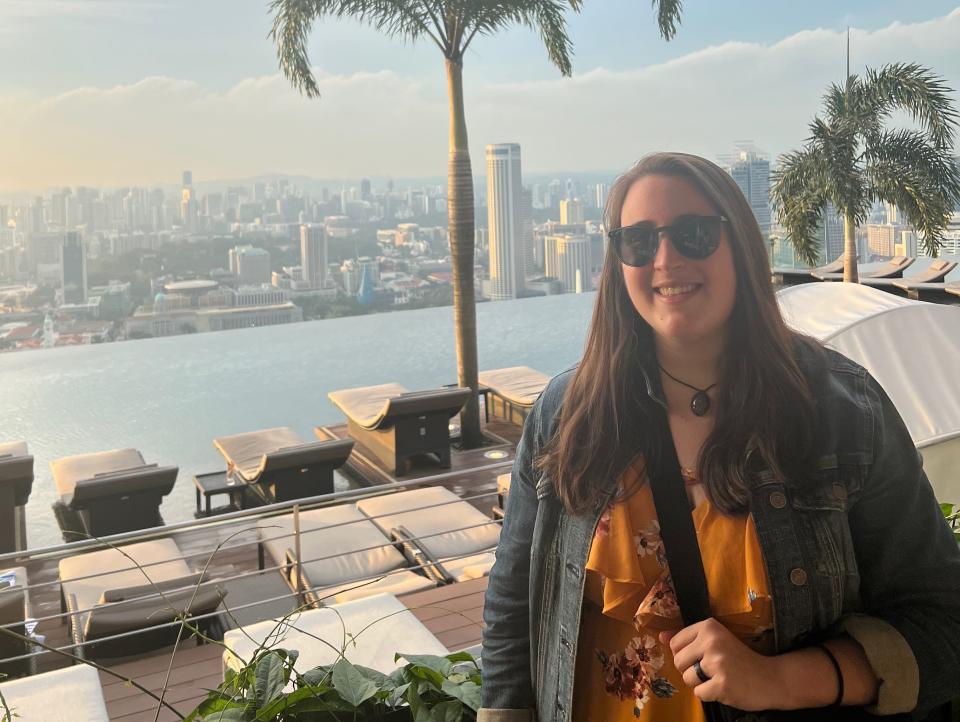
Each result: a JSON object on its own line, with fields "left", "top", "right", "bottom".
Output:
{"left": 772, "top": 63, "right": 960, "bottom": 283}
{"left": 270, "top": 0, "right": 683, "bottom": 447}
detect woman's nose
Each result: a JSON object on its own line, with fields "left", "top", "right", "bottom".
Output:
{"left": 652, "top": 231, "right": 684, "bottom": 270}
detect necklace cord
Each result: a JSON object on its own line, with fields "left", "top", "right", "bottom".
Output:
{"left": 658, "top": 365, "right": 718, "bottom": 394}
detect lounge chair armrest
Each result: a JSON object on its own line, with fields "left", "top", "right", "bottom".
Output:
{"left": 391, "top": 525, "right": 455, "bottom": 585}
{"left": 283, "top": 548, "right": 307, "bottom": 593}
{"left": 63, "top": 591, "right": 86, "bottom": 660}
{"left": 491, "top": 506, "right": 505, "bottom": 521}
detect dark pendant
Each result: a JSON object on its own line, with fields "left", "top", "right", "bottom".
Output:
{"left": 690, "top": 391, "right": 711, "bottom": 416}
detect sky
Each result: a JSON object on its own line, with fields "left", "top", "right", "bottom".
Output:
{"left": 1, "top": 0, "right": 959, "bottom": 192}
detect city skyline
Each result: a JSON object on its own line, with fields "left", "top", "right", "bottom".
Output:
{"left": 2, "top": 5, "right": 958, "bottom": 192}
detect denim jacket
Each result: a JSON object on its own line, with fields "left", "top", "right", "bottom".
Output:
{"left": 479, "top": 347, "right": 960, "bottom": 722}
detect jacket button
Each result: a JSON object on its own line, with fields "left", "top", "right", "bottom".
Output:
{"left": 832, "top": 483, "right": 848, "bottom": 501}
{"left": 789, "top": 567, "right": 808, "bottom": 586}
{"left": 768, "top": 491, "right": 787, "bottom": 509}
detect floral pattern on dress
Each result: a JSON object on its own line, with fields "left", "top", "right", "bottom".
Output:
{"left": 596, "top": 633, "right": 677, "bottom": 716}
{"left": 637, "top": 574, "right": 680, "bottom": 619}
{"left": 596, "top": 505, "right": 613, "bottom": 539}
{"left": 634, "top": 520, "right": 667, "bottom": 567}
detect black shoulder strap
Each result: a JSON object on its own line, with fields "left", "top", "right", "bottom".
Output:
{"left": 647, "top": 401, "right": 712, "bottom": 625}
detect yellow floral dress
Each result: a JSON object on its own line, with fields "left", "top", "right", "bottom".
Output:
{"left": 571, "top": 461, "right": 775, "bottom": 721}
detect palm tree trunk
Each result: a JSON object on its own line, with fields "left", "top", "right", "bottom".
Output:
{"left": 843, "top": 212, "right": 859, "bottom": 283}
{"left": 445, "top": 57, "right": 482, "bottom": 448}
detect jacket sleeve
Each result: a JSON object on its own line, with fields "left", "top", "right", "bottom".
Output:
{"left": 842, "top": 374, "right": 960, "bottom": 715}
{"left": 479, "top": 389, "right": 550, "bottom": 716}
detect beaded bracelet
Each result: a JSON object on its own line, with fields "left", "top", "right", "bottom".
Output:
{"left": 815, "top": 643, "right": 845, "bottom": 707}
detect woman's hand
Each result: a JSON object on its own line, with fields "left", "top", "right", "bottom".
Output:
{"left": 659, "top": 618, "right": 788, "bottom": 711}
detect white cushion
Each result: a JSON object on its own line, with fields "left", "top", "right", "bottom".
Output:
{"left": 328, "top": 383, "right": 408, "bottom": 427}
{"left": 0, "top": 663, "right": 109, "bottom": 721}
{"left": 50, "top": 448, "right": 146, "bottom": 498}
{"left": 356, "top": 487, "right": 500, "bottom": 561}
{"left": 223, "top": 593, "right": 448, "bottom": 680}
{"left": 213, "top": 426, "right": 304, "bottom": 480}
{"left": 441, "top": 552, "right": 497, "bottom": 582}
{"left": 316, "top": 569, "right": 435, "bottom": 605}
{"left": 258, "top": 505, "right": 407, "bottom": 588}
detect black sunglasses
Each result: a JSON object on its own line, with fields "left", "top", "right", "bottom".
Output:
{"left": 608, "top": 214, "right": 727, "bottom": 268}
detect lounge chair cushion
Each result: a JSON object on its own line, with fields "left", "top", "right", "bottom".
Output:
{"left": 59, "top": 538, "right": 191, "bottom": 633}
{"left": 328, "top": 383, "right": 408, "bottom": 428}
{"left": 316, "top": 569, "right": 435, "bottom": 605}
{"left": 214, "top": 426, "right": 305, "bottom": 480}
{"left": 0, "top": 664, "right": 110, "bottom": 722}
{"left": 50, "top": 448, "right": 146, "bottom": 499}
{"left": 479, "top": 367, "right": 551, "bottom": 408}
{"left": 0, "top": 441, "right": 27, "bottom": 459}
{"left": 441, "top": 551, "right": 497, "bottom": 582}
{"left": 356, "top": 487, "right": 501, "bottom": 562}
{"left": 259, "top": 506, "right": 408, "bottom": 588}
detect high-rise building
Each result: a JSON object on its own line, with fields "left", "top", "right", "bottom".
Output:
{"left": 560, "top": 199, "right": 584, "bottom": 225}
{"left": 544, "top": 234, "right": 591, "bottom": 293}
{"left": 300, "top": 224, "right": 327, "bottom": 288}
{"left": 182, "top": 170, "right": 193, "bottom": 188}
{"left": 360, "top": 178, "right": 372, "bottom": 201}
{"left": 230, "top": 245, "right": 272, "bottom": 285}
{"left": 595, "top": 183, "right": 608, "bottom": 210}
{"left": 519, "top": 188, "right": 534, "bottom": 277}
{"left": 726, "top": 146, "right": 771, "bottom": 237}
{"left": 61, "top": 232, "right": 87, "bottom": 304}
{"left": 486, "top": 143, "right": 525, "bottom": 300}
{"left": 867, "top": 223, "right": 900, "bottom": 258}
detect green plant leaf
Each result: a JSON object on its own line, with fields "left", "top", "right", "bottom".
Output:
{"left": 441, "top": 679, "right": 481, "bottom": 712}
{"left": 414, "top": 699, "right": 463, "bottom": 722}
{"left": 351, "top": 664, "right": 394, "bottom": 691}
{"left": 301, "top": 664, "right": 335, "bottom": 687}
{"left": 200, "top": 707, "right": 252, "bottom": 722}
{"left": 255, "top": 685, "right": 333, "bottom": 720}
{"left": 443, "top": 651, "right": 479, "bottom": 669}
{"left": 397, "top": 654, "right": 453, "bottom": 678}
{"left": 331, "top": 658, "right": 380, "bottom": 708}
{"left": 255, "top": 652, "right": 287, "bottom": 705}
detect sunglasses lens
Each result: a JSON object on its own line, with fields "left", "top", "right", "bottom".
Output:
{"left": 673, "top": 216, "right": 720, "bottom": 259}
{"left": 614, "top": 225, "right": 657, "bottom": 267}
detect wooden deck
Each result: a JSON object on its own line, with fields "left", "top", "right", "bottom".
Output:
{"left": 2, "top": 418, "right": 515, "bottom": 721}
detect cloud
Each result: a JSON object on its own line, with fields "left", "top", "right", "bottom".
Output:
{"left": 2, "top": 8, "right": 959, "bottom": 191}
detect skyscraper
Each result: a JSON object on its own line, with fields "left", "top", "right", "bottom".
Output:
{"left": 182, "top": 170, "right": 193, "bottom": 188}
{"left": 486, "top": 143, "right": 525, "bottom": 300}
{"left": 726, "top": 146, "right": 771, "bottom": 237}
{"left": 61, "top": 232, "right": 87, "bottom": 304}
{"left": 560, "top": 199, "right": 584, "bottom": 225}
{"left": 230, "top": 245, "right": 272, "bottom": 285}
{"left": 300, "top": 224, "right": 327, "bottom": 288}
{"left": 545, "top": 234, "right": 592, "bottom": 293}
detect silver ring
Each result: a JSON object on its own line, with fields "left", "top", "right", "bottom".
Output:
{"left": 693, "top": 659, "right": 710, "bottom": 683}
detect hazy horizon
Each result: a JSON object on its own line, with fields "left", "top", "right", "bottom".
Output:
{"left": 3, "top": 1, "right": 959, "bottom": 192}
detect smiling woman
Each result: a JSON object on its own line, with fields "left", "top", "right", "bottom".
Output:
{"left": 479, "top": 152, "right": 960, "bottom": 722}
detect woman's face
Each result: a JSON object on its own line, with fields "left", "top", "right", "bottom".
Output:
{"left": 619, "top": 174, "right": 737, "bottom": 348}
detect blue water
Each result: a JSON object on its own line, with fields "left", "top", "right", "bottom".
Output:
{"left": 0, "top": 292, "right": 597, "bottom": 548}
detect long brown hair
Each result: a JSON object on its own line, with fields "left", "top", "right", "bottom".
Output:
{"left": 538, "top": 152, "right": 820, "bottom": 515}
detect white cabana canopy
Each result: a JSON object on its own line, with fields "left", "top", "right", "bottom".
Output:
{"left": 777, "top": 282, "right": 960, "bottom": 502}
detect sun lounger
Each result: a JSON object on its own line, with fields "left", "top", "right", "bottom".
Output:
{"left": 213, "top": 426, "right": 354, "bottom": 506}
{"left": 862, "top": 259, "right": 957, "bottom": 293}
{"left": 50, "top": 448, "right": 176, "bottom": 541}
{"left": 59, "top": 538, "right": 225, "bottom": 660}
{"left": 0, "top": 441, "right": 33, "bottom": 554}
{"left": 223, "top": 592, "right": 449, "bottom": 679}
{"left": 946, "top": 283, "right": 960, "bottom": 300}
{"left": 357, "top": 486, "right": 501, "bottom": 584}
{"left": 0, "top": 663, "right": 110, "bottom": 722}
{"left": 328, "top": 383, "right": 471, "bottom": 476}
{"left": 0, "top": 566, "right": 33, "bottom": 679}
{"left": 478, "top": 366, "right": 551, "bottom": 425}
{"left": 816, "top": 255, "right": 916, "bottom": 281}
{"left": 257, "top": 505, "right": 436, "bottom": 606}
{"left": 773, "top": 255, "right": 844, "bottom": 285}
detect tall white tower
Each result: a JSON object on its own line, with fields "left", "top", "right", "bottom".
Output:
{"left": 486, "top": 143, "right": 525, "bottom": 300}
{"left": 300, "top": 224, "right": 327, "bottom": 288}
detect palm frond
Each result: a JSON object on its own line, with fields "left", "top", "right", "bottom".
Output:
{"left": 771, "top": 148, "right": 830, "bottom": 266}
{"left": 862, "top": 63, "right": 960, "bottom": 149}
{"left": 459, "top": 1, "right": 579, "bottom": 75}
{"left": 866, "top": 129, "right": 960, "bottom": 255}
{"left": 807, "top": 117, "right": 867, "bottom": 223}
{"left": 269, "top": 0, "right": 446, "bottom": 97}
{"left": 652, "top": 0, "right": 683, "bottom": 40}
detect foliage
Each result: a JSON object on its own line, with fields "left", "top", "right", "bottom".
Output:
{"left": 771, "top": 63, "right": 960, "bottom": 271}
{"left": 185, "top": 649, "right": 481, "bottom": 722}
